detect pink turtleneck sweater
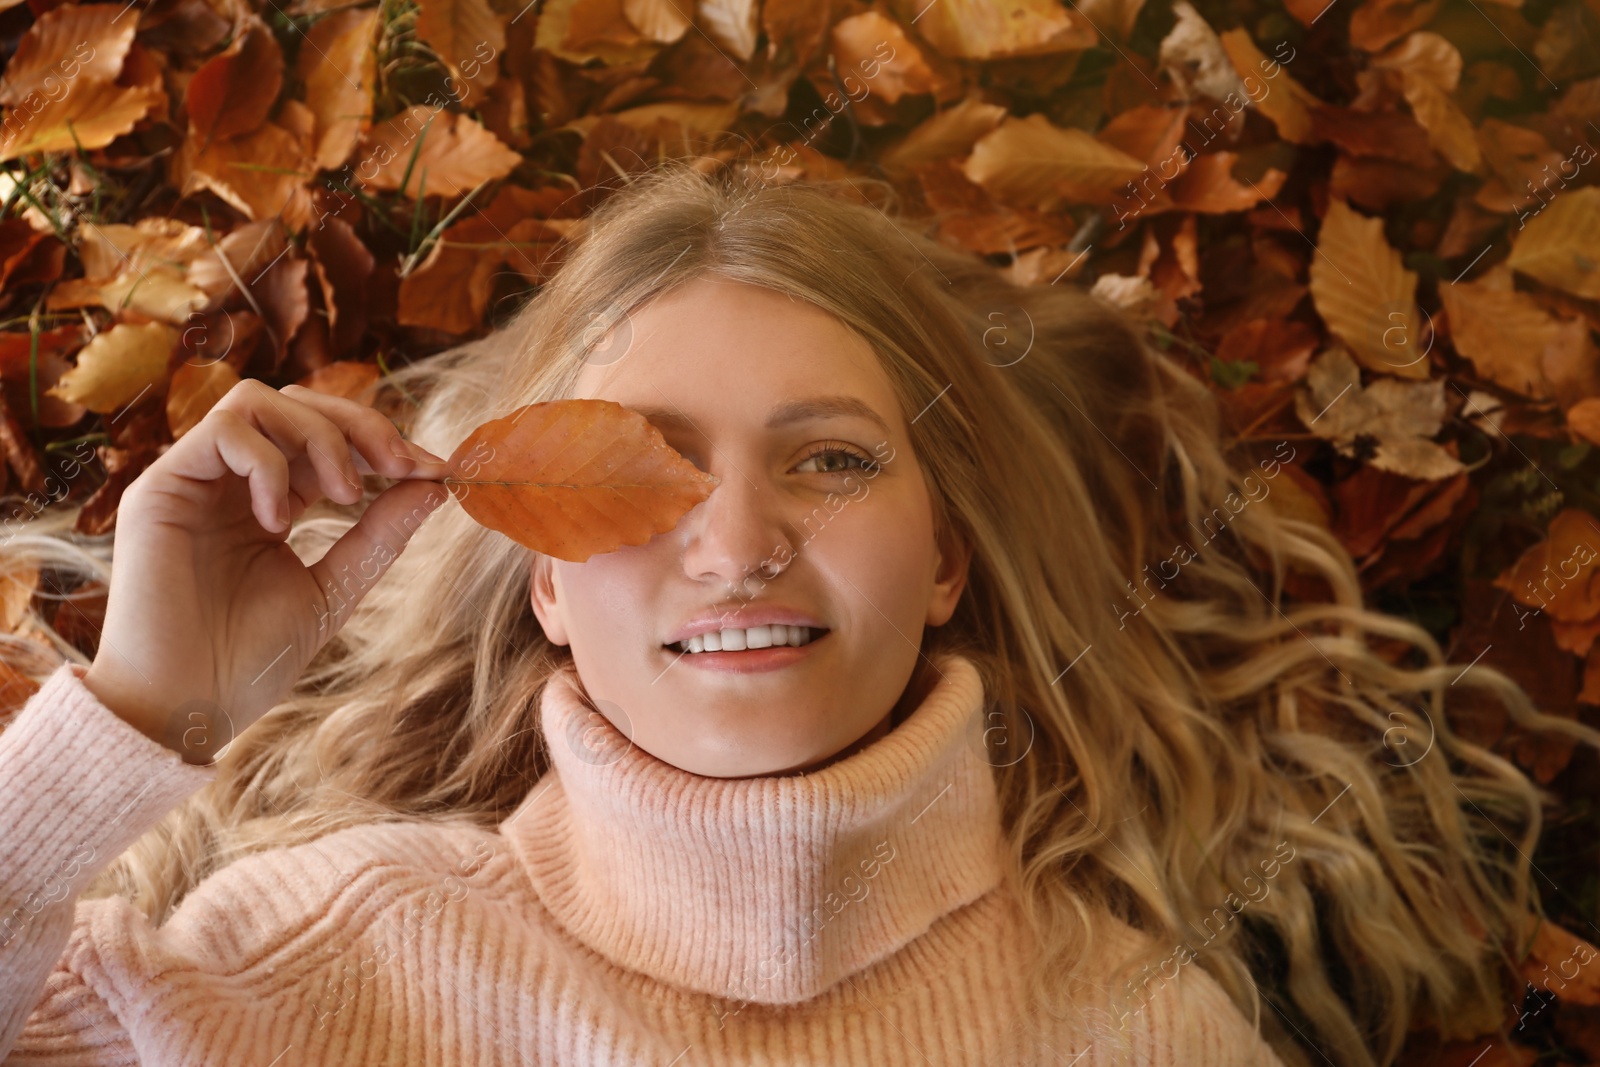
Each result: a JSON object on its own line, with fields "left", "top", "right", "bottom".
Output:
{"left": 0, "top": 653, "right": 1288, "bottom": 1065}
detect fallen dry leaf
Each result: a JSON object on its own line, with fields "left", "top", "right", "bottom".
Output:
{"left": 166, "top": 358, "right": 240, "bottom": 439}
{"left": 1294, "top": 347, "right": 1464, "bottom": 479}
{"left": 963, "top": 113, "right": 1146, "bottom": 209}
{"left": 1309, "top": 197, "right": 1430, "bottom": 380}
{"left": 1507, "top": 187, "right": 1600, "bottom": 301}
{"left": 47, "top": 321, "right": 177, "bottom": 413}
{"left": 886, "top": 0, "right": 1094, "bottom": 59}
{"left": 353, "top": 106, "right": 522, "bottom": 198}
{"left": 298, "top": 7, "right": 379, "bottom": 171}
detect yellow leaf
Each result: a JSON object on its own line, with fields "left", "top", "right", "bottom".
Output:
{"left": 881, "top": 96, "right": 1008, "bottom": 173}
{"left": 48, "top": 322, "right": 177, "bottom": 413}
{"left": 96, "top": 268, "right": 209, "bottom": 325}
{"left": 962, "top": 113, "right": 1146, "bottom": 209}
{"left": 1369, "top": 33, "right": 1480, "bottom": 172}
{"left": 698, "top": 0, "right": 759, "bottom": 60}
{"left": 1218, "top": 28, "right": 1322, "bottom": 144}
{"left": 1507, "top": 186, "right": 1600, "bottom": 300}
{"left": 0, "top": 80, "right": 162, "bottom": 162}
{"left": 1309, "top": 198, "right": 1429, "bottom": 379}
{"left": 1436, "top": 280, "right": 1572, "bottom": 399}
{"left": 886, "top": 0, "right": 1094, "bottom": 59}
{"left": 622, "top": 0, "right": 691, "bottom": 42}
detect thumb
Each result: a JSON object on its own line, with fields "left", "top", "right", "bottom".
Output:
{"left": 306, "top": 477, "right": 450, "bottom": 640}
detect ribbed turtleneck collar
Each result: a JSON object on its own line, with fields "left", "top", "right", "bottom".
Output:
{"left": 498, "top": 652, "right": 1007, "bottom": 1005}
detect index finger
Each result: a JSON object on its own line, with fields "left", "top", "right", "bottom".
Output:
{"left": 277, "top": 384, "right": 453, "bottom": 482}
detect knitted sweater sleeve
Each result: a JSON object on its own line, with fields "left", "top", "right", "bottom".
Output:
{"left": 0, "top": 660, "right": 218, "bottom": 1064}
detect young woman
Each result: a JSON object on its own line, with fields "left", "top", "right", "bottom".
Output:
{"left": 1, "top": 163, "right": 1592, "bottom": 1067}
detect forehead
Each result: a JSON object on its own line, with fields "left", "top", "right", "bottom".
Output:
{"left": 571, "top": 276, "right": 904, "bottom": 434}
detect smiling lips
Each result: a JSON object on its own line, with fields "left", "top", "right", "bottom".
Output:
{"left": 668, "top": 624, "right": 825, "bottom": 654}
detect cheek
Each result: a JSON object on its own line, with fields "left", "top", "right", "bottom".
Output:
{"left": 557, "top": 554, "right": 657, "bottom": 649}
{"left": 809, "top": 487, "right": 935, "bottom": 630}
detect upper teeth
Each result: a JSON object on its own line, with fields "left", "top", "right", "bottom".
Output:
{"left": 673, "top": 625, "right": 820, "bottom": 653}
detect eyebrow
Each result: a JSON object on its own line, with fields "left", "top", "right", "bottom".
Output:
{"left": 629, "top": 395, "right": 892, "bottom": 438}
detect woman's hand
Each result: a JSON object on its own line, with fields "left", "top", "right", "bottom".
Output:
{"left": 80, "top": 380, "right": 453, "bottom": 764}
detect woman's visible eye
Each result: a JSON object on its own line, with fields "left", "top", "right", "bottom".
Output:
{"left": 795, "top": 441, "right": 881, "bottom": 476}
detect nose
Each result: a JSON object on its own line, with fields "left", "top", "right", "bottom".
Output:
{"left": 677, "top": 463, "right": 795, "bottom": 594}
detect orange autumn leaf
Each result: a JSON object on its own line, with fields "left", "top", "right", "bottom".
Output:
{"left": 185, "top": 18, "right": 283, "bottom": 146}
{"left": 1437, "top": 279, "right": 1585, "bottom": 401}
{"left": 0, "top": 3, "right": 135, "bottom": 107}
{"left": 295, "top": 360, "right": 381, "bottom": 401}
{"left": 885, "top": 0, "right": 1094, "bottom": 59}
{"left": 167, "top": 358, "right": 241, "bottom": 440}
{"left": 1218, "top": 27, "right": 1322, "bottom": 144}
{"left": 414, "top": 0, "right": 504, "bottom": 90}
{"left": 296, "top": 7, "right": 378, "bottom": 171}
{"left": 1519, "top": 917, "right": 1600, "bottom": 1007}
{"left": 1494, "top": 507, "right": 1600, "bottom": 623}
{"left": 443, "top": 399, "right": 719, "bottom": 561}
{"left": 354, "top": 106, "right": 522, "bottom": 198}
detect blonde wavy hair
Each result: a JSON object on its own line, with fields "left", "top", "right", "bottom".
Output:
{"left": 3, "top": 160, "right": 1595, "bottom": 1067}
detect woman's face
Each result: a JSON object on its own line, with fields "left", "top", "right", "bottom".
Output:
{"left": 529, "top": 275, "right": 970, "bottom": 778}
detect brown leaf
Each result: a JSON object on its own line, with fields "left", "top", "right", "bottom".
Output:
{"left": 0, "top": 77, "right": 163, "bottom": 163}
{"left": 623, "top": 0, "right": 691, "bottom": 44}
{"left": 175, "top": 115, "right": 316, "bottom": 223}
{"left": 186, "top": 19, "right": 284, "bottom": 145}
{"left": 1294, "top": 347, "right": 1464, "bottom": 479}
{"left": 962, "top": 113, "right": 1146, "bottom": 209}
{"left": 881, "top": 95, "right": 1008, "bottom": 173}
{"left": 536, "top": 0, "right": 660, "bottom": 65}
{"left": 0, "top": 223, "right": 65, "bottom": 293}
{"left": 1219, "top": 28, "right": 1322, "bottom": 144}
{"left": 307, "top": 217, "right": 375, "bottom": 357}
{"left": 444, "top": 399, "right": 719, "bottom": 561}
{"left": 186, "top": 218, "right": 291, "bottom": 307}
{"left": 298, "top": 8, "right": 379, "bottom": 171}
{"left": 698, "top": 0, "right": 758, "bottom": 60}
{"left": 355, "top": 106, "right": 522, "bottom": 198}
{"left": 1437, "top": 279, "right": 1583, "bottom": 400}
{"left": 0, "top": 2, "right": 137, "bottom": 107}
{"left": 0, "top": 326, "right": 89, "bottom": 429}
{"left": 295, "top": 360, "right": 381, "bottom": 402}
{"left": 1309, "top": 198, "right": 1430, "bottom": 379}
{"left": 1348, "top": 0, "right": 1444, "bottom": 54}
{"left": 1520, "top": 918, "right": 1600, "bottom": 1007}
{"left": 416, "top": 0, "right": 504, "bottom": 89}
{"left": 1216, "top": 318, "right": 1319, "bottom": 383}
{"left": 1168, "top": 152, "right": 1286, "bottom": 213}
{"left": 1494, "top": 507, "right": 1600, "bottom": 624}
{"left": 1369, "top": 32, "right": 1481, "bottom": 172}
{"left": 823, "top": 11, "right": 945, "bottom": 124}
{"left": 166, "top": 358, "right": 240, "bottom": 440}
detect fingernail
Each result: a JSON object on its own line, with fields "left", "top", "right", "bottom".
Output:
{"left": 391, "top": 433, "right": 444, "bottom": 465}
{"left": 410, "top": 441, "right": 445, "bottom": 464}
{"left": 276, "top": 499, "right": 290, "bottom": 528}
